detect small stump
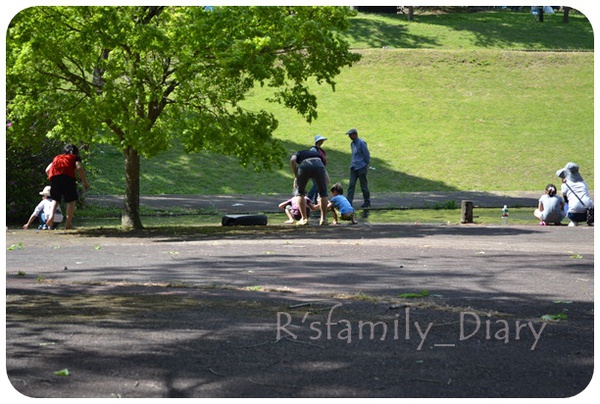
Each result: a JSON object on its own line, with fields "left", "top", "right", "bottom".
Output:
{"left": 461, "top": 200, "right": 474, "bottom": 224}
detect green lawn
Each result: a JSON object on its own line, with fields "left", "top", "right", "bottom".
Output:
{"left": 86, "top": 10, "right": 594, "bottom": 197}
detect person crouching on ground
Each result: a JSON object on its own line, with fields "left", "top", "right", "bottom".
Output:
{"left": 290, "top": 148, "right": 330, "bottom": 226}
{"left": 556, "top": 162, "right": 594, "bottom": 226}
{"left": 45, "top": 143, "right": 90, "bottom": 230}
{"left": 23, "top": 186, "right": 64, "bottom": 230}
{"left": 533, "top": 184, "right": 565, "bottom": 226}
{"left": 278, "top": 195, "right": 318, "bottom": 224}
{"left": 327, "top": 182, "right": 358, "bottom": 225}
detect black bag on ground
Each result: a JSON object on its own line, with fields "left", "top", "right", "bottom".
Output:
{"left": 222, "top": 214, "right": 268, "bottom": 226}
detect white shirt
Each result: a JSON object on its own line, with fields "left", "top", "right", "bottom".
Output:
{"left": 33, "top": 198, "right": 63, "bottom": 222}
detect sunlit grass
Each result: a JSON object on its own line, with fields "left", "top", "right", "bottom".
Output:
{"left": 85, "top": 10, "right": 593, "bottom": 197}
{"left": 87, "top": 50, "right": 593, "bottom": 195}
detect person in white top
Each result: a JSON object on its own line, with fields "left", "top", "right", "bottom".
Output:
{"left": 23, "top": 186, "right": 64, "bottom": 230}
{"left": 556, "top": 162, "right": 594, "bottom": 226}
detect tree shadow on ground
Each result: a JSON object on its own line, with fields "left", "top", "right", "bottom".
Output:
{"left": 73, "top": 223, "right": 543, "bottom": 242}
{"left": 6, "top": 280, "right": 593, "bottom": 398}
{"left": 6, "top": 215, "right": 593, "bottom": 397}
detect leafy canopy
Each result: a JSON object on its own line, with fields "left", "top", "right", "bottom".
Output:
{"left": 7, "top": 6, "right": 361, "bottom": 171}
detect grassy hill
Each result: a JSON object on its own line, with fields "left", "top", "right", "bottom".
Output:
{"left": 86, "top": 10, "right": 594, "bottom": 196}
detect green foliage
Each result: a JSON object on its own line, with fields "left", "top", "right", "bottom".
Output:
{"left": 5, "top": 134, "right": 93, "bottom": 223}
{"left": 5, "top": 137, "right": 63, "bottom": 222}
{"left": 398, "top": 290, "right": 429, "bottom": 298}
{"left": 7, "top": 242, "right": 24, "bottom": 251}
{"left": 430, "top": 200, "right": 458, "bottom": 210}
{"left": 53, "top": 369, "right": 70, "bottom": 377}
{"left": 7, "top": 6, "right": 359, "bottom": 169}
{"left": 540, "top": 313, "right": 567, "bottom": 321}
{"left": 7, "top": 6, "right": 360, "bottom": 228}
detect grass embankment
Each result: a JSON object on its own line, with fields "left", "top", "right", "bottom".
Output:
{"left": 87, "top": 50, "right": 593, "bottom": 195}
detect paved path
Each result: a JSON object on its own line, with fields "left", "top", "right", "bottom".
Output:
{"left": 88, "top": 191, "right": 555, "bottom": 214}
{"left": 5, "top": 224, "right": 595, "bottom": 300}
{"left": 5, "top": 223, "right": 595, "bottom": 398}
{"left": 6, "top": 190, "right": 596, "bottom": 398}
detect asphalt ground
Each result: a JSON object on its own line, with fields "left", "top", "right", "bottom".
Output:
{"left": 4, "top": 216, "right": 595, "bottom": 398}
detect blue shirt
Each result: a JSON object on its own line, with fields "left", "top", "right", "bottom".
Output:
{"left": 350, "top": 137, "right": 370, "bottom": 170}
{"left": 330, "top": 195, "right": 354, "bottom": 215}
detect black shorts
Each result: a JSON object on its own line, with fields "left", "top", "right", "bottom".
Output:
{"left": 50, "top": 175, "right": 78, "bottom": 203}
{"left": 295, "top": 160, "right": 329, "bottom": 198}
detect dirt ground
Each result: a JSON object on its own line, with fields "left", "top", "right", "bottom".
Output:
{"left": 4, "top": 223, "right": 595, "bottom": 398}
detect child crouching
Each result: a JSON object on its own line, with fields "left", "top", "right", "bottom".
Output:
{"left": 278, "top": 195, "right": 317, "bottom": 224}
{"left": 327, "top": 182, "right": 358, "bottom": 225}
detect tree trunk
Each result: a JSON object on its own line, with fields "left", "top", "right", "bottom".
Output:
{"left": 461, "top": 200, "right": 474, "bottom": 224}
{"left": 563, "top": 7, "right": 571, "bottom": 24}
{"left": 122, "top": 146, "right": 144, "bottom": 230}
{"left": 407, "top": 6, "right": 414, "bottom": 21}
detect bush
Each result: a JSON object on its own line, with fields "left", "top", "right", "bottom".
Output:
{"left": 5, "top": 137, "right": 94, "bottom": 224}
{"left": 5, "top": 138, "right": 64, "bottom": 224}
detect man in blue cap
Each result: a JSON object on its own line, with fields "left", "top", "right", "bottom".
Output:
{"left": 346, "top": 128, "right": 371, "bottom": 208}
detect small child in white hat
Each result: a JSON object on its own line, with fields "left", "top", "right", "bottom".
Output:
{"left": 23, "top": 186, "right": 64, "bottom": 230}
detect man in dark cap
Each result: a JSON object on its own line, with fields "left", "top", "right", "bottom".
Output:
{"left": 346, "top": 128, "right": 371, "bottom": 208}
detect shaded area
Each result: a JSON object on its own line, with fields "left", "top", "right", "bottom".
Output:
{"left": 6, "top": 284, "right": 593, "bottom": 398}
{"left": 68, "top": 221, "right": 547, "bottom": 242}
{"left": 345, "top": 10, "right": 593, "bottom": 50}
{"left": 422, "top": 10, "right": 593, "bottom": 50}
{"left": 86, "top": 191, "right": 544, "bottom": 218}
{"left": 87, "top": 138, "right": 464, "bottom": 197}
{"left": 346, "top": 16, "right": 442, "bottom": 49}
{"left": 5, "top": 219, "right": 593, "bottom": 398}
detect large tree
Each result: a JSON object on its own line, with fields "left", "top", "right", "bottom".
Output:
{"left": 6, "top": 6, "right": 360, "bottom": 229}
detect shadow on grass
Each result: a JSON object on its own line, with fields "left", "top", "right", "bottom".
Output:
{"left": 346, "top": 10, "right": 593, "bottom": 50}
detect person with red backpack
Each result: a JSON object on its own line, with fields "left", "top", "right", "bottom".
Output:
{"left": 45, "top": 144, "right": 90, "bottom": 229}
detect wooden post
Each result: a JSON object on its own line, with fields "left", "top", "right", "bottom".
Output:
{"left": 461, "top": 200, "right": 474, "bottom": 224}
